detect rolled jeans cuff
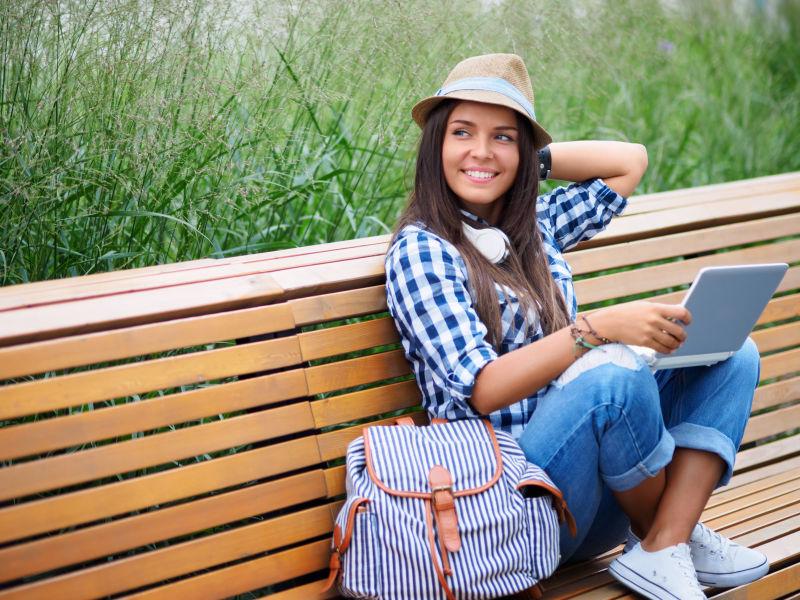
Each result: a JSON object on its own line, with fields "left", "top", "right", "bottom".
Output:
{"left": 670, "top": 422, "right": 737, "bottom": 487}
{"left": 602, "top": 430, "right": 675, "bottom": 492}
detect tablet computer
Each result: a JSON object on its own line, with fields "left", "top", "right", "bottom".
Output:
{"left": 631, "top": 263, "right": 788, "bottom": 370}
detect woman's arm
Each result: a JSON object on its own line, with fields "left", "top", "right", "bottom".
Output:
{"left": 469, "top": 301, "right": 691, "bottom": 415}
{"left": 548, "top": 141, "right": 648, "bottom": 198}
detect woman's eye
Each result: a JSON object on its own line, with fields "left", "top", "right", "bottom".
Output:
{"left": 497, "top": 134, "right": 514, "bottom": 142}
{"left": 453, "top": 129, "right": 469, "bottom": 137}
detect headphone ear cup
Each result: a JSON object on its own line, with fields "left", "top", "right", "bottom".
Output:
{"left": 462, "top": 222, "right": 509, "bottom": 264}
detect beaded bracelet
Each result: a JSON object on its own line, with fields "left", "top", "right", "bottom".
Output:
{"left": 570, "top": 325, "right": 600, "bottom": 358}
{"left": 580, "top": 315, "right": 614, "bottom": 345}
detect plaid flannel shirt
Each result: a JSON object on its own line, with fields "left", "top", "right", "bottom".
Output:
{"left": 385, "top": 178, "right": 627, "bottom": 439}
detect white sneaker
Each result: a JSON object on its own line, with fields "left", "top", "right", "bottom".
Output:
{"left": 624, "top": 523, "right": 769, "bottom": 587}
{"left": 609, "top": 542, "right": 705, "bottom": 600}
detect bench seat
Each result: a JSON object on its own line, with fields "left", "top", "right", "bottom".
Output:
{"left": 0, "top": 172, "right": 798, "bottom": 599}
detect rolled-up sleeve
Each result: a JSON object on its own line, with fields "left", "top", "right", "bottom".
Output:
{"left": 536, "top": 177, "right": 627, "bottom": 251}
{"left": 385, "top": 229, "right": 497, "bottom": 418}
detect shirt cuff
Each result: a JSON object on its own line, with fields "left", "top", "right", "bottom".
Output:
{"left": 446, "top": 345, "right": 498, "bottom": 414}
{"left": 586, "top": 177, "right": 628, "bottom": 215}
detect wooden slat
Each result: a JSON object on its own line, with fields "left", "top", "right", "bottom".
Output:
{"left": 736, "top": 436, "right": 800, "bottom": 472}
{"left": 753, "top": 377, "right": 800, "bottom": 412}
{"left": 0, "top": 272, "right": 284, "bottom": 347}
{"left": 569, "top": 213, "right": 800, "bottom": 275}
{"left": 126, "top": 539, "right": 331, "bottom": 600}
{"left": 575, "top": 238, "right": 800, "bottom": 305}
{"left": 267, "top": 579, "right": 336, "bottom": 600}
{"left": 619, "top": 172, "right": 800, "bottom": 217}
{"left": 304, "top": 348, "right": 412, "bottom": 395}
{"left": 712, "top": 562, "right": 800, "bottom": 600}
{"left": 743, "top": 404, "right": 800, "bottom": 445}
{"left": 0, "top": 243, "right": 388, "bottom": 312}
{"left": 0, "top": 258, "right": 218, "bottom": 301}
{"left": 290, "top": 284, "right": 388, "bottom": 326}
{"left": 752, "top": 321, "right": 800, "bottom": 354}
{"left": 0, "top": 436, "right": 321, "bottom": 544}
{"left": 315, "top": 410, "right": 427, "bottom": 461}
{"left": 310, "top": 379, "right": 421, "bottom": 428}
{"left": 325, "top": 465, "right": 347, "bottom": 498}
{"left": 707, "top": 467, "right": 800, "bottom": 509}
{"left": 0, "top": 503, "right": 336, "bottom": 600}
{"left": 757, "top": 290, "right": 800, "bottom": 325}
{"left": 726, "top": 455, "right": 800, "bottom": 490}
{"left": 0, "top": 336, "right": 302, "bottom": 420}
{"left": 0, "top": 403, "right": 314, "bottom": 502}
{"left": 0, "top": 303, "right": 296, "bottom": 380}
{"left": 0, "top": 470, "right": 328, "bottom": 582}
{"left": 299, "top": 316, "right": 399, "bottom": 361}
{"left": 579, "top": 191, "right": 800, "bottom": 249}
{"left": 270, "top": 254, "right": 386, "bottom": 300}
{"left": 0, "top": 370, "right": 308, "bottom": 461}
{"left": 761, "top": 347, "right": 800, "bottom": 381}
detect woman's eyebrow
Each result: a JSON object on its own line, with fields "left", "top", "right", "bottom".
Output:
{"left": 449, "top": 119, "right": 518, "bottom": 131}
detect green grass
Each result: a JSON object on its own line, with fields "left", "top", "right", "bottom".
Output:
{"left": 1, "top": 0, "right": 799, "bottom": 286}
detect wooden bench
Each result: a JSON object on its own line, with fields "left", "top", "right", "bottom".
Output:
{"left": 0, "top": 171, "right": 798, "bottom": 599}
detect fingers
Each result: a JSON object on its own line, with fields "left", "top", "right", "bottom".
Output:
{"left": 660, "top": 317, "right": 687, "bottom": 343}
{"left": 651, "top": 327, "right": 681, "bottom": 353}
{"left": 660, "top": 303, "right": 692, "bottom": 326}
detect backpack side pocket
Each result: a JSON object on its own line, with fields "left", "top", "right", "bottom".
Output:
{"left": 336, "top": 498, "right": 382, "bottom": 599}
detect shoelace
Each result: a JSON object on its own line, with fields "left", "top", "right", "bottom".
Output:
{"left": 696, "top": 523, "right": 732, "bottom": 557}
{"left": 670, "top": 544, "right": 705, "bottom": 598}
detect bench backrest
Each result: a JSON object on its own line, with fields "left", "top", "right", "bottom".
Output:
{"left": 0, "top": 172, "right": 798, "bottom": 598}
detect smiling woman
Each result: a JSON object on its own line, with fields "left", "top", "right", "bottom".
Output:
{"left": 376, "top": 53, "right": 769, "bottom": 600}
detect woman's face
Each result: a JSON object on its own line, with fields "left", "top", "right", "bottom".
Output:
{"left": 441, "top": 101, "right": 520, "bottom": 222}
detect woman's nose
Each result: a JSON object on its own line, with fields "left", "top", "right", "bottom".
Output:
{"left": 470, "top": 136, "right": 493, "bottom": 159}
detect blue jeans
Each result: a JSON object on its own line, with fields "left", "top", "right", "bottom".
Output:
{"left": 517, "top": 339, "right": 760, "bottom": 564}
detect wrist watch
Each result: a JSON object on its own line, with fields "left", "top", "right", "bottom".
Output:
{"left": 538, "top": 145, "right": 551, "bottom": 181}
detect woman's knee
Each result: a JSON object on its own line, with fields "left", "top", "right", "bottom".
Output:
{"left": 731, "top": 336, "right": 760, "bottom": 386}
{"left": 554, "top": 344, "right": 660, "bottom": 412}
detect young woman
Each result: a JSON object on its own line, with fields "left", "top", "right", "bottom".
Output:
{"left": 384, "top": 54, "right": 768, "bottom": 599}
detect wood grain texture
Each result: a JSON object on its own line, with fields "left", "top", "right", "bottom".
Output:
{"left": 0, "top": 370, "right": 308, "bottom": 461}
{"left": 0, "top": 336, "right": 302, "bottom": 419}
{"left": 0, "top": 437, "right": 321, "bottom": 544}
{"left": 569, "top": 213, "right": 800, "bottom": 275}
{"left": 0, "top": 403, "right": 315, "bottom": 502}
{"left": 0, "top": 303, "right": 296, "bottom": 380}
{"left": 0, "top": 504, "right": 336, "bottom": 599}
{"left": 0, "top": 470, "right": 327, "bottom": 582}
{"left": 125, "top": 539, "right": 331, "bottom": 600}
{"left": 0, "top": 272, "right": 284, "bottom": 347}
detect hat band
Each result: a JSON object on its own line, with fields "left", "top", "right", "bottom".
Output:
{"left": 435, "top": 77, "right": 537, "bottom": 121}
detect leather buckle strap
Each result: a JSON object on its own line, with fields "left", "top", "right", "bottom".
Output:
{"left": 429, "top": 466, "right": 461, "bottom": 553}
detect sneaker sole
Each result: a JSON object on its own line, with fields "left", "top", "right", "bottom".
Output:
{"left": 608, "top": 560, "right": 687, "bottom": 600}
{"left": 696, "top": 557, "right": 769, "bottom": 587}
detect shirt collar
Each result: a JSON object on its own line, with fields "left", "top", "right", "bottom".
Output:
{"left": 459, "top": 208, "right": 490, "bottom": 227}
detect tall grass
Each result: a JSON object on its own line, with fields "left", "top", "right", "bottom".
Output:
{"left": 1, "top": 0, "right": 799, "bottom": 285}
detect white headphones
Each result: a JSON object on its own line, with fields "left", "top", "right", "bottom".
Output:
{"left": 461, "top": 221, "right": 510, "bottom": 264}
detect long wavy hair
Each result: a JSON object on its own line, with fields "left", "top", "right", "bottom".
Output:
{"left": 390, "top": 99, "right": 571, "bottom": 348}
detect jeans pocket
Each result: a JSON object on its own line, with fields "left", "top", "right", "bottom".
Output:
{"left": 339, "top": 500, "right": 382, "bottom": 598}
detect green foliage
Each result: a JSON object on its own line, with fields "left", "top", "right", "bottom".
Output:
{"left": 1, "top": 0, "right": 799, "bottom": 285}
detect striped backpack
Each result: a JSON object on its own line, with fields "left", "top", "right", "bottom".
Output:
{"left": 323, "top": 417, "right": 576, "bottom": 600}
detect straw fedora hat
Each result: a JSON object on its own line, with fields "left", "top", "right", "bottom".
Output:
{"left": 411, "top": 53, "right": 552, "bottom": 150}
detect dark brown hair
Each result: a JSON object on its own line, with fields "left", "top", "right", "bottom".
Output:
{"left": 389, "top": 100, "right": 571, "bottom": 348}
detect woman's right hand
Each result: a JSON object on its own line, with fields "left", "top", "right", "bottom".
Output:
{"left": 587, "top": 301, "right": 692, "bottom": 354}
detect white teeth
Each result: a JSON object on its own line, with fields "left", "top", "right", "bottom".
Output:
{"left": 465, "top": 170, "right": 496, "bottom": 180}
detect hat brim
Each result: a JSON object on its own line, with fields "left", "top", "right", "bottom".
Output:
{"left": 411, "top": 90, "right": 552, "bottom": 150}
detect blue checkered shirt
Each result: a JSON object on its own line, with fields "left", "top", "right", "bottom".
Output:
{"left": 385, "top": 178, "right": 627, "bottom": 439}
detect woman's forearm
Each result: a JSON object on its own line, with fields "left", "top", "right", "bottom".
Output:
{"left": 548, "top": 141, "right": 648, "bottom": 198}
{"left": 470, "top": 325, "right": 578, "bottom": 415}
